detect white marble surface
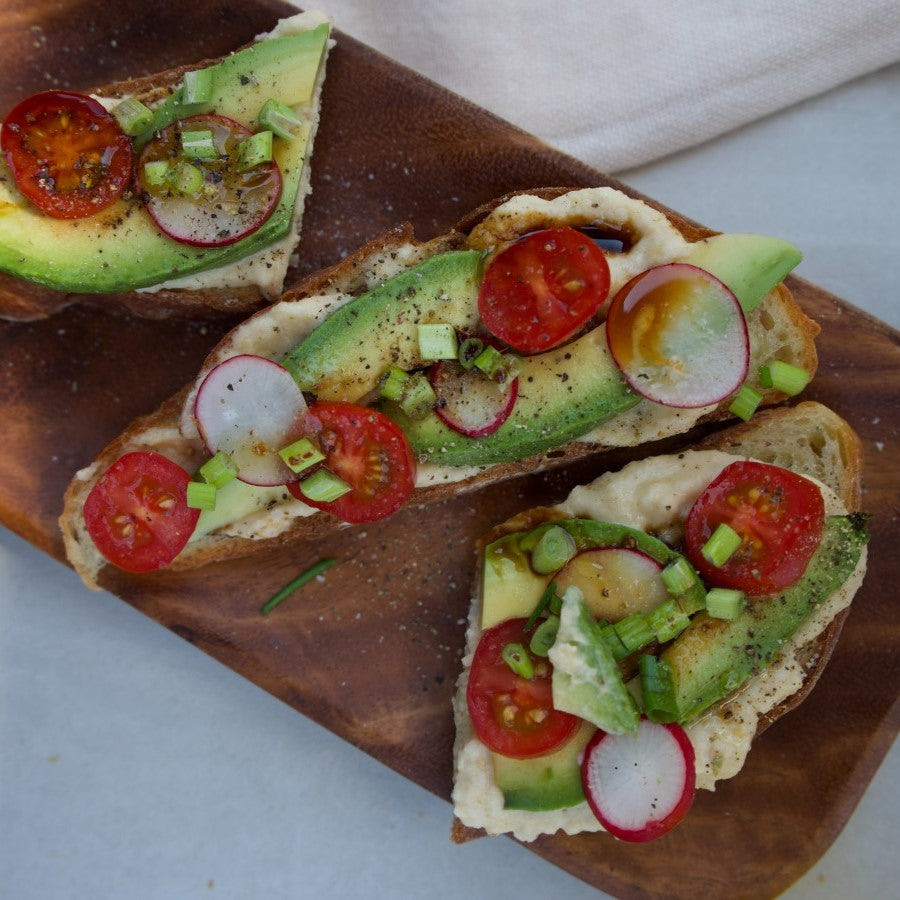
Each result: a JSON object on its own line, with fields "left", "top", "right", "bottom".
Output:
{"left": 1, "top": 33, "right": 898, "bottom": 900}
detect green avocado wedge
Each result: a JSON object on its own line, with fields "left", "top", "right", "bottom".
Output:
{"left": 0, "top": 23, "right": 329, "bottom": 293}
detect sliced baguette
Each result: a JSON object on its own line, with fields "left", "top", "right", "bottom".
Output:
{"left": 60, "top": 186, "right": 820, "bottom": 589}
{"left": 0, "top": 11, "right": 332, "bottom": 322}
{"left": 450, "top": 401, "right": 866, "bottom": 842}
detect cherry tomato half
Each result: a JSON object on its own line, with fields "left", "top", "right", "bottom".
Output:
{"left": 288, "top": 402, "right": 416, "bottom": 524}
{"left": 685, "top": 460, "right": 825, "bottom": 596}
{"left": 83, "top": 451, "right": 200, "bottom": 573}
{"left": 467, "top": 617, "right": 580, "bottom": 759}
{"left": 478, "top": 226, "right": 611, "bottom": 353}
{"left": 1, "top": 90, "right": 132, "bottom": 219}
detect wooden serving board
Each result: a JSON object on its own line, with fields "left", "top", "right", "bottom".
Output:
{"left": 1, "top": 2, "right": 898, "bottom": 897}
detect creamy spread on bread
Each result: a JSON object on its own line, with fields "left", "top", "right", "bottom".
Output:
{"left": 451, "top": 450, "right": 866, "bottom": 840}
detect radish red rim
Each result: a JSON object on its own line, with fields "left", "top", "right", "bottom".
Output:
{"left": 429, "top": 358, "right": 519, "bottom": 438}
{"left": 193, "top": 354, "right": 311, "bottom": 486}
{"left": 137, "top": 113, "right": 282, "bottom": 247}
{"left": 606, "top": 263, "right": 749, "bottom": 409}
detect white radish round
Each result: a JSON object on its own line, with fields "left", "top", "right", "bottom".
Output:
{"left": 193, "top": 354, "right": 310, "bottom": 486}
{"left": 606, "top": 263, "right": 749, "bottom": 409}
{"left": 581, "top": 718, "right": 696, "bottom": 842}
{"left": 430, "top": 359, "right": 518, "bottom": 438}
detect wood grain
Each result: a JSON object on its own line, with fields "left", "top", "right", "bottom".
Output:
{"left": 1, "top": 2, "right": 898, "bottom": 897}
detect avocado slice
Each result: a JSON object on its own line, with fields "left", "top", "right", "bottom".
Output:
{"left": 282, "top": 250, "right": 483, "bottom": 401}
{"left": 661, "top": 514, "right": 868, "bottom": 723}
{"left": 678, "top": 232, "right": 802, "bottom": 313}
{"left": 492, "top": 719, "right": 595, "bottom": 811}
{"left": 0, "top": 23, "right": 330, "bottom": 293}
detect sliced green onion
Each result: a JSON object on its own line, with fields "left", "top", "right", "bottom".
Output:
{"left": 379, "top": 366, "right": 410, "bottom": 402}
{"left": 278, "top": 437, "right": 325, "bottom": 474}
{"left": 661, "top": 556, "right": 698, "bottom": 596}
{"left": 705, "top": 587, "right": 746, "bottom": 620}
{"left": 238, "top": 130, "right": 273, "bottom": 171}
{"left": 398, "top": 374, "right": 436, "bottom": 419}
{"left": 260, "top": 557, "right": 337, "bottom": 615}
{"left": 529, "top": 615, "right": 560, "bottom": 658}
{"left": 142, "top": 160, "right": 172, "bottom": 188}
{"left": 613, "top": 612, "right": 655, "bottom": 654}
{"left": 418, "top": 323, "right": 459, "bottom": 360}
{"left": 112, "top": 97, "right": 154, "bottom": 136}
{"left": 458, "top": 337, "right": 485, "bottom": 369}
{"left": 530, "top": 525, "right": 577, "bottom": 574}
{"left": 501, "top": 642, "right": 534, "bottom": 679}
{"left": 473, "top": 345, "right": 503, "bottom": 376}
{"left": 647, "top": 598, "right": 691, "bottom": 644}
{"left": 639, "top": 655, "right": 679, "bottom": 723}
{"left": 298, "top": 469, "right": 351, "bottom": 503}
{"left": 198, "top": 451, "right": 238, "bottom": 488}
{"left": 186, "top": 481, "right": 217, "bottom": 511}
{"left": 758, "top": 360, "right": 811, "bottom": 396}
{"left": 180, "top": 129, "right": 217, "bottom": 160}
{"left": 701, "top": 523, "right": 742, "bottom": 567}
{"left": 182, "top": 68, "right": 214, "bottom": 106}
{"left": 597, "top": 621, "right": 631, "bottom": 662}
{"left": 258, "top": 97, "right": 303, "bottom": 140}
{"left": 524, "top": 580, "right": 559, "bottom": 632}
{"left": 729, "top": 384, "right": 763, "bottom": 422}
{"left": 171, "top": 161, "right": 204, "bottom": 195}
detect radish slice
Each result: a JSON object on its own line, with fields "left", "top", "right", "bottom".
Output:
{"left": 582, "top": 719, "right": 696, "bottom": 842}
{"left": 137, "top": 114, "right": 282, "bottom": 247}
{"left": 193, "top": 354, "right": 310, "bottom": 486}
{"left": 606, "top": 263, "right": 749, "bottom": 409}
{"left": 430, "top": 359, "right": 518, "bottom": 438}
{"left": 554, "top": 548, "right": 668, "bottom": 622}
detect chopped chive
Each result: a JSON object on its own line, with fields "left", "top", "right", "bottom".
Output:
{"left": 142, "top": 160, "right": 172, "bottom": 188}
{"left": 661, "top": 556, "right": 697, "bottom": 595}
{"left": 647, "top": 598, "right": 691, "bottom": 644}
{"left": 524, "top": 580, "right": 559, "bottom": 632}
{"left": 705, "top": 587, "right": 745, "bottom": 620}
{"left": 418, "top": 323, "right": 459, "bottom": 361}
{"left": 239, "top": 130, "right": 273, "bottom": 171}
{"left": 501, "top": 642, "right": 534, "bottom": 679}
{"left": 182, "top": 68, "right": 214, "bottom": 106}
{"left": 758, "top": 360, "right": 811, "bottom": 396}
{"left": 180, "top": 129, "right": 217, "bottom": 160}
{"left": 260, "top": 557, "right": 337, "bottom": 615}
{"left": 701, "top": 523, "right": 742, "bottom": 567}
{"left": 729, "top": 384, "right": 763, "bottom": 422}
{"left": 258, "top": 97, "right": 303, "bottom": 140}
{"left": 186, "top": 481, "right": 217, "bottom": 511}
{"left": 278, "top": 437, "right": 324, "bottom": 474}
{"left": 530, "top": 525, "right": 577, "bottom": 574}
{"left": 613, "top": 612, "right": 655, "bottom": 654}
{"left": 639, "top": 655, "right": 679, "bottom": 723}
{"left": 199, "top": 451, "right": 238, "bottom": 488}
{"left": 113, "top": 97, "right": 154, "bottom": 136}
{"left": 379, "top": 366, "right": 409, "bottom": 401}
{"left": 171, "top": 161, "right": 204, "bottom": 195}
{"left": 529, "top": 615, "right": 560, "bottom": 658}
{"left": 398, "top": 374, "right": 436, "bottom": 419}
{"left": 298, "top": 469, "right": 351, "bottom": 503}
{"left": 458, "top": 337, "right": 484, "bottom": 369}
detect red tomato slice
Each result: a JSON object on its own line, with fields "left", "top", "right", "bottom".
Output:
{"left": 288, "top": 402, "right": 416, "bottom": 524}
{"left": 685, "top": 460, "right": 825, "bottom": 596}
{"left": 83, "top": 452, "right": 200, "bottom": 573}
{"left": 478, "top": 226, "right": 611, "bottom": 353}
{"left": 467, "top": 617, "right": 580, "bottom": 759}
{"left": 1, "top": 90, "right": 132, "bottom": 219}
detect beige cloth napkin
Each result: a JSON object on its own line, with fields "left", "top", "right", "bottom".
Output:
{"left": 312, "top": 0, "right": 900, "bottom": 171}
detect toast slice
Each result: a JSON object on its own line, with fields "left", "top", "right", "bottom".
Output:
{"left": 60, "top": 186, "right": 820, "bottom": 589}
{"left": 0, "top": 11, "right": 332, "bottom": 322}
{"left": 450, "top": 401, "right": 867, "bottom": 842}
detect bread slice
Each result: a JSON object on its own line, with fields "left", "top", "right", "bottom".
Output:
{"left": 0, "top": 11, "right": 332, "bottom": 322}
{"left": 450, "top": 401, "right": 867, "bottom": 842}
{"left": 60, "top": 186, "right": 821, "bottom": 589}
